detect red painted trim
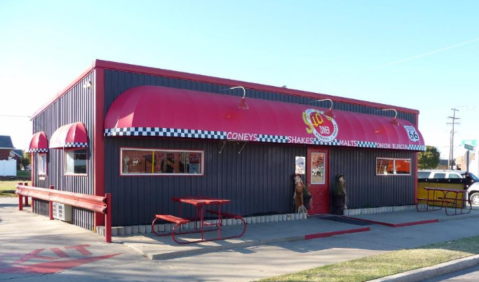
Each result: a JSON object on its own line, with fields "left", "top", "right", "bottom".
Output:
{"left": 31, "top": 153, "right": 34, "bottom": 187}
{"left": 94, "top": 68, "right": 105, "bottom": 227}
{"left": 31, "top": 65, "right": 95, "bottom": 119}
{"left": 49, "top": 185, "right": 54, "bottom": 220}
{"left": 105, "top": 193, "right": 112, "bottom": 243}
{"left": 305, "top": 227, "right": 370, "bottom": 240}
{"left": 414, "top": 115, "right": 419, "bottom": 204}
{"left": 94, "top": 60, "right": 420, "bottom": 115}
{"left": 342, "top": 215, "right": 438, "bottom": 228}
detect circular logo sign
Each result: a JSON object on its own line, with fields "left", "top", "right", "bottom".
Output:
{"left": 302, "top": 109, "right": 339, "bottom": 142}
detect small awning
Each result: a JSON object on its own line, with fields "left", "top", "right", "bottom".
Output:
{"left": 50, "top": 122, "right": 88, "bottom": 149}
{"left": 28, "top": 132, "right": 49, "bottom": 153}
{"left": 104, "top": 86, "right": 425, "bottom": 151}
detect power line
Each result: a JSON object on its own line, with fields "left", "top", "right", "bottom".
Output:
{"left": 0, "top": 115, "right": 30, "bottom": 118}
{"left": 447, "top": 108, "right": 460, "bottom": 169}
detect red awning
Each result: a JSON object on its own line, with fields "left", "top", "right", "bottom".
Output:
{"left": 29, "top": 132, "right": 49, "bottom": 153}
{"left": 104, "top": 86, "right": 425, "bottom": 151}
{"left": 50, "top": 122, "right": 88, "bottom": 149}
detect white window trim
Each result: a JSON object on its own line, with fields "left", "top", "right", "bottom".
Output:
{"left": 37, "top": 153, "right": 47, "bottom": 176}
{"left": 64, "top": 149, "right": 88, "bottom": 176}
{"left": 120, "top": 147, "right": 205, "bottom": 176}
{"left": 376, "top": 157, "right": 412, "bottom": 176}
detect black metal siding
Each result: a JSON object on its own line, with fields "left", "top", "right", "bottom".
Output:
{"left": 103, "top": 69, "right": 419, "bottom": 225}
{"left": 105, "top": 138, "right": 306, "bottom": 226}
{"left": 329, "top": 147, "right": 416, "bottom": 209}
{"left": 31, "top": 72, "right": 95, "bottom": 230}
{"left": 33, "top": 199, "right": 49, "bottom": 216}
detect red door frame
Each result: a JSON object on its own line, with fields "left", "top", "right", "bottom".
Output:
{"left": 307, "top": 147, "right": 330, "bottom": 214}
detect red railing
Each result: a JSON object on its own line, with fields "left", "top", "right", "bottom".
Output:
{"left": 16, "top": 184, "right": 112, "bottom": 243}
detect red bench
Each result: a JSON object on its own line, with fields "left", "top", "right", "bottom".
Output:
{"left": 206, "top": 210, "right": 247, "bottom": 238}
{"left": 151, "top": 214, "right": 190, "bottom": 243}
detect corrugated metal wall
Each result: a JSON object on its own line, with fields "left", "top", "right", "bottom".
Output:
{"left": 103, "top": 69, "right": 419, "bottom": 226}
{"left": 103, "top": 70, "right": 417, "bottom": 125}
{"left": 31, "top": 72, "right": 96, "bottom": 230}
{"left": 329, "top": 147, "right": 417, "bottom": 208}
{"left": 105, "top": 137, "right": 305, "bottom": 226}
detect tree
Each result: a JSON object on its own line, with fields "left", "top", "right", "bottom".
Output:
{"left": 418, "top": 145, "right": 440, "bottom": 169}
{"left": 21, "top": 151, "right": 31, "bottom": 170}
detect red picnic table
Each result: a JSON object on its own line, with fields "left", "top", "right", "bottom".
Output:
{"left": 152, "top": 196, "right": 247, "bottom": 244}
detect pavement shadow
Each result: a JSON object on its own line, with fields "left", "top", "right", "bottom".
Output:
{"left": 0, "top": 202, "right": 17, "bottom": 208}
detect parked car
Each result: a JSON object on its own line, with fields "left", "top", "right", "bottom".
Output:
{"left": 418, "top": 170, "right": 479, "bottom": 205}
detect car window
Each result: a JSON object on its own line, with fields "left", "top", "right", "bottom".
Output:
{"left": 469, "top": 173, "right": 479, "bottom": 181}
{"left": 434, "top": 173, "right": 446, "bottom": 179}
{"left": 418, "top": 172, "right": 431, "bottom": 178}
{"left": 448, "top": 173, "right": 461, "bottom": 179}
{"left": 461, "top": 172, "right": 479, "bottom": 181}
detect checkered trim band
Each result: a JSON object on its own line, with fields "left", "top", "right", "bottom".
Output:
{"left": 409, "top": 144, "right": 426, "bottom": 151}
{"left": 28, "top": 148, "right": 49, "bottom": 153}
{"left": 64, "top": 142, "right": 88, "bottom": 148}
{"left": 105, "top": 127, "right": 227, "bottom": 139}
{"left": 105, "top": 128, "right": 424, "bottom": 151}
{"left": 256, "top": 134, "right": 289, "bottom": 143}
{"left": 312, "top": 139, "right": 340, "bottom": 146}
{"left": 356, "top": 141, "right": 378, "bottom": 148}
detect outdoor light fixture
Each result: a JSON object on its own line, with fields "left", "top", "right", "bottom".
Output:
{"left": 380, "top": 108, "right": 399, "bottom": 125}
{"left": 313, "top": 98, "right": 334, "bottom": 117}
{"left": 229, "top": 86, "right": 248, "bottom": 109}
{"left": 83, "top": 81, "right": 92, "bottom": 88}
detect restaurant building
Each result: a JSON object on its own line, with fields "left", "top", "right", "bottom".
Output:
{"left": 28, "top": 60, "right": 425, "bottom": 231}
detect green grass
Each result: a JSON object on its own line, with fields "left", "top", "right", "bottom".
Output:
{"left": 0, "top": 180, "right": 30, "bottom": 197}
{"left": 17, "top": 170, "right": 31, "bottom": 178}
{"left": 259, "top": 236, "right": 479, "bottom": 282}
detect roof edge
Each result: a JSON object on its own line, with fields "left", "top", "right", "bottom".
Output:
{"left": 30, "top": 59, "right": 420, "bottom": 120}
{"left": 30, "top": 61, "right": 96, "bottom": 119}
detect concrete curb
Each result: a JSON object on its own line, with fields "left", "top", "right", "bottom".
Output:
{"left": 369, "top": 254, "right": 479, "bottom": 282}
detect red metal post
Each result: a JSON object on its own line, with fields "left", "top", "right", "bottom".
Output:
{"left": 49, "top": 185, "right": 54, "bottom": 220}
{"left": 105, "top": 193, "right": 112, "bottom": 243}
{"left": 23, "top": 182, "right": 29, "bottom": 206}
{"left": 17, "top": 182, "right": 23, "bottom": 210}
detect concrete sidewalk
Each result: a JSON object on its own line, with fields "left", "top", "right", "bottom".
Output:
{"left": 118, "top": 215, "right": 371, "bottom": 260}
{"left": 3, "top": 196, "right": 479, "bottom": 282}
{"left": 116, "top": 206, "right": 479, "bottom": 261}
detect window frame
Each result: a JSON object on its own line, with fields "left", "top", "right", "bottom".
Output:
{"left": 64, "top": 148, "right": 88, "bottom": 176}
{"left": 120, "top": 147, "right": 205, "bottom": 177}
{"left": 376, "top": 157, "right": 411, "bottom": 176}
{"left": 37, "top": 153, "right": 48, "bottom": 176}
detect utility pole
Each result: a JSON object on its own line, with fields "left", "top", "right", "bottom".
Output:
{"left": 447, "top": 108, "right": 460, "bottom": 170}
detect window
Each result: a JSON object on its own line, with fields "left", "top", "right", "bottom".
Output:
{"left": 448, "top": 173, "right": 461, "bottom": 179}
{"left": 434, "top": 173, "right": 446, "bottom": 179}
{"left": 418, "top": 171, "right": 431, "bottom": 178}
{"left": 376, "top": 158, "right": 411, "bottom": 176}
{"left": 37, "top": 153, "right": 47, "bottom": 175}
{"left": 65, "top": 149, "right": 87, "bottom": 175}
{"left": 310, "top": 152, "right": 325, "bottom": 184}
{"left": 120, "top": 148, "right": 204, "bottom": 176}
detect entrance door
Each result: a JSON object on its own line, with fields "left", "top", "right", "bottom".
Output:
{"left": 307, "top": 148, "right": 329, "bottom": 214}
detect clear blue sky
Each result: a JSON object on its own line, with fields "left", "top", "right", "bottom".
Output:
{"left": 1, "top": 0, "right": 478, "bottom": 159}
